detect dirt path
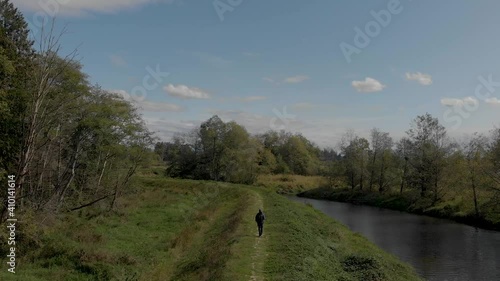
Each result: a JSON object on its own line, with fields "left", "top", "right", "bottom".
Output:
{"left": 249, "top": 192, "right": 267, "bottom": 281}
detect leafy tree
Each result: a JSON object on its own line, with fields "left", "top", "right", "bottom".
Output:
{"left": 198, "top": 115, "right": 227, "bottom": 181}
{"left": 340, "top": 131, "right": 369, "bottom": 190}
{"left": 462, "top": 133, "right": 489, "bottom": 217}
{"left": 221, "top": 121, "right": 255, "bottom": 183}
{"left": 395, "top": 137, "right": 412, "bottom": 194}
{"left": 368, "top": 128, "right": 393, "bottom": 192}
{"left": 406, "top": 113, "right": 450, "bottom": 199}
{"left": 0, "top": 0, "right": 34, "bottom": 173}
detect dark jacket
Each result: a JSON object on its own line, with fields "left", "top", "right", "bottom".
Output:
{"left": 255, "top": 211, "right": 265, "bottom": 225}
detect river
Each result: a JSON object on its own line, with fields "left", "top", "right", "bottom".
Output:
{"left": 287, "top": 196, "right": 500, "bottom": 281}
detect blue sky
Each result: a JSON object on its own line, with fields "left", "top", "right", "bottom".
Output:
{"left": 12, "top": 0, "right": 500, "bottom": 147}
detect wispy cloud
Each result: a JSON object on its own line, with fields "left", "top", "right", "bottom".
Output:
{"left": 406, "top": 72, "right": 433, "bottom": 86}
{"left": 110, "top": 89, "right": 183, "bottom": 112}
{"left": 110, "top": 54, "right": 127, "bottom": 67}
{"left": 242, "top": 52, "right": 260, "bottom": 57}
{"left": 352, "top": 77, "right": 386, "bottom": 93}
{"left": 192, "top": 52, "right": 231, "bottom": 67}
{"left": 485, "top": 97, "right": 500, "bottom": 106}
{"left": 291, "top": 102, "right": 316, "bottom": 111}
{"left": 239, "top": 96, "right": 267, "bottom": 102}
{"left": 12, "top": 0, "right": 177, "bottom": 17}
{"left": 136, "top": 101, "right": 184, "bottom": 112}
{"left": 441, "top": 97, "right": 478, "bottom": 107}
{"left": 284, "top": 75, "right": 309, "bottom": 84}
{"left": 164, "top": 84, "right": 211, "bottom": 99}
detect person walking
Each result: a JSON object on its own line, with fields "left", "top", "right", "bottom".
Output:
{"left": 255, "top": 209, "right": 266, "bottom": 237}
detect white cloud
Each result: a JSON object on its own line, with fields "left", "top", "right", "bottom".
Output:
{"left": 164, "top": 84, "right": 211, "bottom": 100}
{"left": 441, "top": 97, "right": 478, "bottom": 107}
{"left": 263, "top": 77, "right": 275, "bottom": 83}
{"left": 406, "top": 72, "right": 433, "bottom": 86}
{"left": 485, "top": 97, "right": 500, "bottom": 105}
{"left": 110, "top": 54, "right": 127, "bottom": 67}
{"left": 352, "top": 77, "right": 386, "bottom": 93}
{"left": 240, "top": 96, "right": 267, "bottom": 102}
{"left": 284, "top": 75, "right": 309, "bottom": 84}
{"left": 109, "top": 89, "right": 183, "bottom": 112}
{"left": 136, "top": 101, "right": 183, "bottom": 112}
{"left": 11, "top": 0, "right": 176, "bottom": 17}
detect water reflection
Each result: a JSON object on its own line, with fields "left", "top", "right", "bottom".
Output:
{"left": 288, "top": 196, "right": 500, "bottom": 281}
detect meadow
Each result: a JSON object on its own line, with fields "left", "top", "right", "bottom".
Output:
{"left": 0, "top": 170, "right": 422, "bottom": 281}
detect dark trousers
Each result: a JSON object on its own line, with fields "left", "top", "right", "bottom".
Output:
{"left": 257, "top": 223, "right": 264, "bottom": 237}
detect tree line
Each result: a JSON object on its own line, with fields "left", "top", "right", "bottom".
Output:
{"left": 334, "top": 113, "right": 500, "bottom": 218}
{"left": 154, "top": 115, "right": 322, "bottom": 184}
{"left": 0, "top": 0, "right": 153, "bottom": 218}
{"left": 157, "top": 113, "right": 500, "bottom": 218}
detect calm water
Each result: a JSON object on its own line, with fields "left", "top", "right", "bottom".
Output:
{"left": 288, "top": 196, "right": 500, "bottom": 281}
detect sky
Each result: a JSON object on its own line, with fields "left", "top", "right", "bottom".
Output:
{"left": 11, "top": 0, "right": 500, "bottom": 148}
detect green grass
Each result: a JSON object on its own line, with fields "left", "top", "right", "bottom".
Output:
{"left": 256, "top": 174, "right": 329, "bottom": 194}
{"left": 257, "top": 188, "right": 422, "bottom": 281}
{"left": 0, "top": 172, "right": 422, "bottom": 280}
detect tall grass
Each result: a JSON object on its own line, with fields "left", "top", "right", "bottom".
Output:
{"left": 256, "top": 174, "right": 329, "bottom": 194}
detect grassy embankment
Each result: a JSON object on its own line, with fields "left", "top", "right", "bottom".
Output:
{"left": 0, "top": 170, "right": 422, "bottom": 280}
{"left": 256, "top": 174, "right": 330, "bottom": 194}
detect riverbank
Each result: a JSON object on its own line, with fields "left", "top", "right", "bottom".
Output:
{"left": 0, "top": 172, "right": 422, "bottom": 280}
{"left": 298, "top": 187, "right": 500, "bottom": 232}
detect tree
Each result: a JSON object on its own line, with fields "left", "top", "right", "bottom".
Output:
{"left": 406, "top": 113, "right": 450, "bottom": 199}
{"left": 165, "top": 131, "right": 200, "bottom": 179}
{"left": 221, "top": 121, "right": 259, "bottom": 183}
{"left": 368, "top": 128, "right": 393, "bottom": 192}
{"left": 484, "top": 128, "right": 500, "bottom": 213}
{"left": 395, "top": 137, "right": 412, "bottom": 194}
{"left": 0, "top": 0, "right": 35, "bottom": 173}
{"left": 462, "top": 133, "right": 489, "bottom": 217}
{"left": 198, "top": 115, "right": 226, "bottom": 181}
{"left": 340, "top": 131, "right": 369, "bottom": 190}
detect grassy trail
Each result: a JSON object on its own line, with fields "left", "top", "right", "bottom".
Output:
{"left": 0, "top": 173, "right": 422, "bottom": 281}
{"left": 249, "top": 193, "right": 267, "bottom": 281}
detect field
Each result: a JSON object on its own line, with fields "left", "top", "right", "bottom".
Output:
{"left": 0, "top": 171, "right": 422, "bottom": 280}
{"left": 256, "top": 174, "right": 329, "bottom": 194}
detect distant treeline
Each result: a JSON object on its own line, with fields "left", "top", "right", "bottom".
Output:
{"left": 333, "top": 114, "right": 500, "bottom": 220}
{"left": 0, "top": 1, "right": 153, "bottom": 217}
{"left": 155, "top": 115, "right": 324, "bottom": 184}
{"left": 156, "top": 113, "right": 500, "bottom": 219}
